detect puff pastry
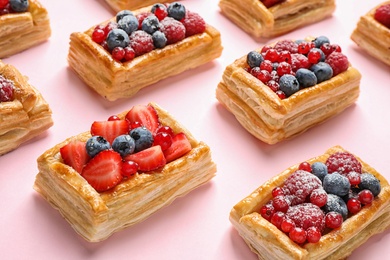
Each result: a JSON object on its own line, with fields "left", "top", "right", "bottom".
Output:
{"left": 104, "top": 0, "right": 176, "bottom": 13}
{"left": 68, "top": 5, "right": 223, "bottom": 101}
{"left": 216, "top": 42, "right": 361, "bottom": 145}
{"left": 230, "top": 145, "right": 390, "bottom": 260}
{"left": 350, "top": 1, "right": 390, "bottom": 66}
{"left": 0, "top": 60, "right": 53, "bottom": 156}
{"left": 0, "top": 0, "right": 51, "bottom": 58}
{"left": 34, "top": 102, "right": 217, "bottom": 242}
{"left": 218, "top": 0, "right": 336, "bottom": 38}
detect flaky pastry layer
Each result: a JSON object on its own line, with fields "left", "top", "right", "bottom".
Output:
{"left": 350, "top": 1, "right": 390, "bottom": 66}
{"left": 104, "top": 0, "right": 176, "bottom": 13}
{"left": 34, "top": 102, "right": 217, "bottom": 242}
{"left": 218, "top": 0, "right": 335, "bottom": 38}
{"left": 0, "top": 60, "right": 53, "bottom": 155}
{"left": 216, "top": 46, "right": 361, "bottom": 144}
{"left": 68, "top": 5, "right": 223, "bottom": 101}
{"left": 0, "top": 0, "right": 51, "bottom": 58}
{"left": 230, "top": 145, "right": 390, "bottom": 260}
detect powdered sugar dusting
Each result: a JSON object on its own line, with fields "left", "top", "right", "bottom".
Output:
{"left": 325, "top": 152, "right": 362, "bottom": 175}
{"left": 282, "top": 170, "right": 322, "bottom": 205}
{"left": 286, "top": 203, "right": 325, "bottom": 232}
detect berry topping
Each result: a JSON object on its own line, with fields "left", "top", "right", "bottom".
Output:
{"left": 151, "top": 3, "right": 168, "bottom": 21}
{"left": 295, "top": 68, "right": 317, "bottom": 88}
{"left": 181, "top": 11, "right": 206, "bottom": 37}
{"left": 90, "top": 120, "right": 130, "bottom": 144}
{"left": 310, "top": 188, "right": 328, "bottom": 208}
{"left": 324, "top": 194, "right": 348, "bottom": 219}
{"left": 279, "top": 74, "right": 299, "bottom": 97}
{"left": 374, "top": 4, "right": 390, "bottom": 29}
{"left": 106, "top": 29, "right": 130, "bottom": 51}
{"left": 125, "top": 104, "right": 160, "bottom": 133}
{"left": 130, "top": 126, "right": 154, "bottom": 152}
{"left": 323, "top": 173, "right": 351, "bottom": 197}
{"left": 160, "top": 17, "right": 186, "bottom": 44}
{"left": 117, "top": 14, "right": 139, "bottom": 35}
{"left": 311, "top": 162, "right": 328, "bottom": 181}
{"left": 260, "top": 203, "right": 275, "bottom": 221}
{"left": 274, "top": 39, "right": 298, "bottom": 54}
{"left": 307, "top": 48, "right": 325, "bottom": 64}
{"left": 358, "top": 173, "right": 381, "bottom": 197}
{"left": 270, "top": 211, "right": 284, "bottom": 229}
{"left": 306, "top": 227, "right": 321, "bottom": 243}
{"left": 261, "top": 0, "right": 284, "bottom": 8}
{"left": 152, "top": 31, "right": 167, "bottom": 49}
{"left": 347, "top": 198, "right": 361, "bottom": 214}
{"left": 310, "top": 62, "right": 333, "bottom": 83}
{"left": 247, "top": 51, "right": 264, "bottom": 68}
{"left": 9, "top": 0, "right": 28, "bottom": 12}
{"left": 325, "top": 211, "right": 343, "bottom": 229}
{"left": 325, "top": 52, "right": 349, "bottom": 76}
{"left": 285, "top": 203, "right": 325, "bottom": 232}
{"left": 346, "top": 171, "right": 361, "bottom": 186}
{"left": 167, "top": 2, "right": 186, "bottom": 20}
{"left": 121, "top": 160, "right": 138, "bottom": 177}
{"left": 358, "top": 189, "right": 374, "bottom": 205}
{"left": 280, "top": 218, "right": 295, "bottom": 233}
{"left": 153, "top": 132, "right": 172, "bottom": 151}
{"left": 0, "top": 75, "right": 15, "bottom": 102}
{"left": 312, "top": 36, "right": 330, "bottom": 48}
{"left": 60, "top": 140, "right": 90, "bottom": 174}
{"left": 86, "top": 136, "right": 111, "bottom": 157}
{"left": 112, "top": 134, "right": 135, "bottom": 157}
{"left": 272, "top": 195, "right": 290, "bottom": 213}
{"left": 129, "top": 30, "right": 154, "bottom": 56}
{"left": 163, "top": 132, "right": 192, "bottom": 163}
{"left": 289, "top": 227, "right": 307, "bottom": 244}
{"left": 116, "top": 10, "right": 134, "bottom": 22}
{"left": 325, "top": 152, "right": 362, "bottom": 175}
{"left": 142, "top": 15, "right": 160, "bottom": 35}
{"left": 124, "top": 145, "right": 166, "bottom": 172}
{"left": 282, "top": 170, "right": 322, "bottom": 205}
{"left": 81, "top": 150, "right": 123, "bottom": 192}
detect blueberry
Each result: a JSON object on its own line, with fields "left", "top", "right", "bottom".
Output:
{"left": 86, "top": 136, "right": 111, "bottom": 157}
{"left": 279, "top": 74, "right": 300, "bottom": 97}
{"left": 142, "top": 15, "right": 160, "bottom": 35}
{"left": 117, "top": 15, "right": 139, "bottom": 35}
{"left": 9, "top": 0, "right": 29, "bottom": 12}
{"left": 106, "top": 29, "right": 130, "bottom": 51}
{"left": 130, "top": 127, "right": 154, "bottom": 152}
{"left": 323, "top": 173, "right": 351, "bottom": 197}
{"left": 295, "top": 68, "right": 317, "bottom": 88}
{"left": 358, "top": 173, "right": 381, "bottom": 197}
{"left": 112, "top": 135, "right": 135, "bottom": 157}
{"left": 116, "top": 10, "right": 134, "bottom": 22}
{"left": 311, "top": 162, "right": 328, "bottom": 181}
{"left": 313, "top": 36, "right": 330, "bottom": 48}
{"left": 310, "top": 62, "right": 333, "bottom": 83}
{"left": 152, "top": 31, "right": 167, "bottom": 49}
{"left": 246, "top": 51, "right": 263, "bottom": 68}
{"left": 167, "top": 2, "right": 186, "bottom": 20}
{"left": 324, "top": 194, "right": 348, "bottom": 220}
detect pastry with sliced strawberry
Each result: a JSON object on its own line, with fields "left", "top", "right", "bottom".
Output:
{"left": 34, "top": 102, "right": 216, "bottom": 242}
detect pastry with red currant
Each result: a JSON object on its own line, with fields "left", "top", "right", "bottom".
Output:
{"left": 351, "top": 1, "right": 390, "bottom": 66}
{"left": 104, "top": 0, "right": 177, "bottom": 13}
{"left": 0, "top": 0, "right": 51, "bottom": 58}
{"left": 0, "top": 60, "right": 53, "bottom": 155}
{"left": 230, "top": 145, "right": 390, "bottom": 259}
{"left": 218, "top": 0, "right": 335, "bottom": 38}
{"left": 34, "top": 102, "right": 217, "bottom": 242}
{"left": 216, "top": 36, "right": 361, "bottom": 144}
{"left": 68, "top": 2, "right": 222, "bottom": 101}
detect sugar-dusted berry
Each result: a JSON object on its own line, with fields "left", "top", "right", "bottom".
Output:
{"left": 167, "top": 2, "right": 186, "bottom": 20}
{"left": 323, "top": 173, "right": 351, "bottom": 197}
{"left": 325, "top": 51, "right": 349, "bottom": 76}
{"left": 151, "top": 3, "right": 168, "bottom": 21}
{"left": 182, "top": 10, "right": 206, "bottom": 37}
{"left": 374, "top": 3, "right": 390, "bottom": 29}
{"left": 358, "top": 173, "right": 381, "bottom": 197}
{"left": 160, "top": 17, "right": 186, "bottom": 44}
{"left": 325, "top": 151, "right": 362, "bottom": 175}
{"left": 0, "top": 75, "right": 15, "bottom": 102}
{"left": 325, "top": 211, "right": 343, "bottom": 229}
{"left": 129, "top": 30, "right": 154, "bottom": 56}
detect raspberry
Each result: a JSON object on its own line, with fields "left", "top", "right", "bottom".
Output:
{"left": 285, "top": 203, "right": 325, "bottom": 232}
{"left": 0, "top": 75, "right": 14, "bottom": 102}
{"left": 325, "top": 52, "right": 349, "bottom": 76}
{"left": 160, "top": 17, "right": 186, "bottom": 44}
{"left": 374, "top": 4, "right": 390, "bottom": 29}
{"left": 181, "top": 11, "right": 206, "bottom": 37}
{"left": 325, "top": 152, "right": 362, "bottom": 175}
{"left": 282, "top": 170, "right": 322, "bottom": 205}
{"left": 274, "top": 40, "right": 298, "bottom": 54}
{"left": 129, "top": 30, "right": 154, "bottom": 56}
{"left": 291, "top": 53, "right": 310, "bottom": 72}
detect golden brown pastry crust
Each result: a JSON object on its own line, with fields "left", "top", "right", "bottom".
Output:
{"left": 350, "top": 1, "right": 390, "bottom": 66}
{"left": 230, "top": 145, "right": 390, "bottom": 260}
{"left": 218, "top": 0, "right": 336, "bottom": 38}
{"left": 34, "top": 102, "right": 217, "bottom": 242}
{"left": 67, "top": 5, "right": 223, "bottom": 101}
{"left": 0, "top": 60, "right": 53, "bottom": 156}
{"left": 104, "top": 0, "right": 176, "bottom": 12}
{"left": 0, "top": 0, "right": 51, "bottom": 58}
{"left": 215, "top": 44, "right": 361, "bottom": 145}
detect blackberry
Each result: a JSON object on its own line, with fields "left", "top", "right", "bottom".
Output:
{"left": 358, "top": 173, "right": 381, "bottom": 197}
{"left": 142, "top": 15, "right": 160, "bottom": 35}
{"left": 311, "top": 162, "right": 328, "bottom": 182}
{"left": 312, "top": 36, "right": 330, "bottom": 48}
{"left": 117, "top": 14, "right": 139, "bottom": 35}
{"left": 295, "top": 68, "right": 317, "bottom": 88}
{"left": 247, "top": 51, "right": 264, "bottom": 68}
{"left": 323, "top": 173, "right": 351, "bottom": 197}
{"left": 167, "top": 2, "right": 186, "bottom": 20}
{"left": 324, "top": 194, "right": 348, "bottom": 220}
{"left": 130, "top": 126, "right": 154, "bottom": 152}
{"left": 152, "top": 31, "right": 167, "bottom": 49}
{"left": 116, "top": 10, "right": 134, "bottom": 22}
{"left": 86, "top": 136, "right": 111, "bottom": 157}
{"left": 310, "top": 62, "right": 333, "bottom": 83}
{"left": 279, "top": 74, "right": 299, "bottom": 97}
{"left": 112, "top": 135, "right": 135, "bottom": 157}
{"left": 106, "top": 29, "right": 130, "bottom": 51}
{"left": 9, "top": 0, "right": 29, "bottom": 12}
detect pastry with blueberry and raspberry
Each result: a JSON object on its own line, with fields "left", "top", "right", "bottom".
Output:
{"left": 0, "top": 0, "right": 51, "bottom": 58}
{"left": 104, "top": 0, "right": 177, "bottom": 13}
{"left": 216, "top": 36, "right": 361, "bottom": 144}
{"left": 34, "top": 102, "right": 216, "bottom": 242}
{"left": 230, "top": 145, "right": 390, "bottom": 259}
{"left": 68, "top": 2, "right": 222, "bottom": 101}
{"left": 351, "top": 1, "right": 390, "bottom": 66}
{"left": 218, "top": 0, "right": 335, "bottom": 38}
{"left": 0, "top": 60, "right": 53, "bottom": 155}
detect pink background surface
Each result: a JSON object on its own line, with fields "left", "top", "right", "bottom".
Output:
{"left": 1, "top": 0, "right": 390, "bottom": 259}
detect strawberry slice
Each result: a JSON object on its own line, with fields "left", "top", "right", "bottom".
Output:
{"left": 125, "top": 105, "right": 160, "bottom": 133}
{"left": 163, "top": 133, "right": 192, "bottom": 163}
{"left": 124, "top": 145, "right": 166, "bottom": 172}
{"left": 90, "top": 120, "right": 129, "bottom": 144}
{"left": 81, "top": 150, "right": 123, "bottom": 192}
{"left": 60, "top": 140, "right": 90, "bottom": 174}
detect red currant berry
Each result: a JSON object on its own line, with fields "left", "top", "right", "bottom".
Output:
{"left": 325, "top": 211, "right": 343, "bottom": 229}
{"left": 153, "top": 132, "right": 173, "bottom": 151}
{"left": 276, "top": 62, "right": 292, "bottom": 76}
{"left": 104, "top": 21, "right": 117, "bottom": 35}
{"left": 276, "top": 90, "right": 286, "bottom": 99}
{"left": 260, "top": 203, "right": 275, "bottom": 221}
{"left": 289, "top": 227, "right": 307, "bottom": 244}
{"left": 347, "top": 198, "right": 361, "bottom": 214}
{"left": 151, "top": 3, "right": 168, "bottom": 20}
{"left": 272, "top": 196, "right": 290, "bottom": 213}
{"left": 261, "top": 45, "right": 272, "bottom": 55}
{"left": 358, "top": 189, "right": 374, "bottom": 205}
{"left": 250, "top": 67, "right": 261, "bottom": 78}
{"left": 0, "top": 0, "right": 9, "bottom": 9}
{"left": 278, "top": 50, "right": 292, "bottom": 64}
{"left": 156, "top": 125, "right": 175, "bottom": 136}
{"left": 298, "top": 161, "right": 312, "bottom": 172}
{"left": 130, "top": 121, "right": 143, "bottom": 130}
{"left": 331, "top": 44, "right": 342, "bottom": 53}
{"left": 272, "top": 187, "right": 284, "bottom": 197}
{"left": 260, "top": 60, "right": 273, "bottom": 72}
{"left": 257, "top": 70, "right": 271, "bottom": 83}
{"left": 320, "top": 43, "right": 333, "bottom": 57}
{"left": 92, "top": 28, "right": 106, "bottom": 44}
{"left": 112, "top": 47, "right": 125, "bottom": 61}
{"left": 266, "top": 80, "right": 280, "bottom": 92}
{"left": 124, "top": 46, "right": 135, "bottom": 61}
{"left": 281, "top": 217, "right": 295, "bottom": 233}
{"left": 270, "top": 211, "right": 285, "bottom": 229}
{"left": 264, "top": 49, "right": 279, "bottom": 63}
{"left": 306, "top": 227, "right": 321, "bottom": 243}
{"left": 346, "top": 171, "right": 361, "bottom": 186}
{"left": 108, "top": 115, "right": 120, "bottom": 121}
{"left": 307, "top": 48, "right": 324, "bottom": 64}
{"left": 0, "top": 5, "right": 10, "bottom": 15}
{"left": 310, "top": 188, "right": 328, "bottom": 208}
{"left": 270, "top": 70, "right": 279, "bottom": 82}
{"left": 122, "top": 161, "right": 139, "bottom": 177}
{"left": 101, "top": 41, "right": 109, "bottom": 51}
{"left": 297, "top": 42, "right": 311, "bottom": 55}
